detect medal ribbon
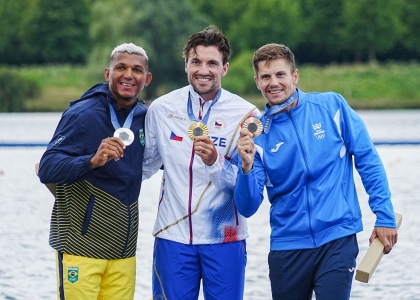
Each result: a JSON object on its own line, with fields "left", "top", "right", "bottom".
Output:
{"left": 187, "top": 88, "right": 222, "bottom": 124}
{"left": 260, "top": 89, "right": 298, "bottom": 133}
{"left": 108, "top": 103, "right": 137, "bottom": 131}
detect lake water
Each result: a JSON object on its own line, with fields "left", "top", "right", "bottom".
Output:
{"left": 0, "top": 110, "right": 419, "bottom": 300}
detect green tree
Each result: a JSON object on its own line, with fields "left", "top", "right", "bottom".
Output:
{"left": 88, "top": 0, "right": 209, "bottom": 98}
{"left": 18, "top": 0, "right": 90, "bottom": 64}
{"left": 222, "top": 50, "right": 257, "bottom": 96}
{"left": 0, "top": 0, "right": 28, "bottom": 64}
{"left": 0, "top": 69, "right": 40, "bottom": 112}
{"left": 134, "top": 0, "right": 209, "bottom": 97}
{"left": 400, "top": 0, "right": 420, "bottom": 56}
{"left": 88, "top": 0, "right": 146, "bottom": 68}
{"left": 340, "top": 0, "right": 406, "bottom": 62}
{"left": 185, "top": 0, "right": 248, "bottom": 38}
{"left": 297, "top": 0, "right": 346, "bottom": 63}
{"left": 227, "top": 0, "right": 305, "bottom": 55}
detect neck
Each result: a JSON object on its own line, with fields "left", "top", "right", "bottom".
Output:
{"left": 197, "top": 87, "right": 221, "bottom": 102}
{"left": 115, "top": 98, "right": 137, "bottom": 110}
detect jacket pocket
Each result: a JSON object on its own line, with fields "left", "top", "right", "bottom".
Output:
{"left": 81, "top": 194, "right": 95, "bottom": 236}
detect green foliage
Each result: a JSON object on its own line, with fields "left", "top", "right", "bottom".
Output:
{"left": 340, "top": 0, "right": 406, "bottom": 62}
{"left": 88, "top": 0, "right": 209, "bottom": 98}
{"left": 227, "top": 0, "right": 304, "bottom": 55}
{"left": 132, "top": 0, "right": 209, "bottom": 97}
{"left": 186, "top": 0, "right": 248, "bottom": 42}
{"left": 13, "top": 65, "right": 96, "bottom": 112}
{"left": 0, "top": 69, "right": 40, "bottom": 112}
{"left": 297, "top": 0, "right": 346, "bottom": 62}
{"left": 88, "top": 0, "right": 146, "bottom": 67}
{"left": 401, "top": 0, "right": 420, "bottom": 55}
{"left": 297, "top": 62, "right": 420, "bottom": 109}
{"left": 1, "top": 0, "right": 420, "bottom": 104}
{"left": 223, "top": 51, "right": 257, "bottom": 96}
{"left": 0, "top": 0, "right": 90, "bottom": 64}
{"left": 0, "top": 0, "right": 26, "bottom": 64}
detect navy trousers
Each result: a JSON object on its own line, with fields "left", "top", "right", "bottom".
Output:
{"left": 268, "top": 234, "right": 359, "bottom": 300}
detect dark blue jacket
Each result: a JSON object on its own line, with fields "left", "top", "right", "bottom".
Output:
{"left": 39, "top": 83, "right": 147, "bottom": 259}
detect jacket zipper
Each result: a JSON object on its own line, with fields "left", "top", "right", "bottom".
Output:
{"left": 188, "top": 146, "right": 195, "bottom": 244}
{"left": 287, "top": 110, "right": 316, "bottom": 247}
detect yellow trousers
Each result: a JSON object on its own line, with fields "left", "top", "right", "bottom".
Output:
{"left": 56, "top": 251, "right": 136, "bottom": 300}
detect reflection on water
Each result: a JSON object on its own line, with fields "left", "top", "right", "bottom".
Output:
{"left": 0, "top": 111, "right": 419, "bottom": 300}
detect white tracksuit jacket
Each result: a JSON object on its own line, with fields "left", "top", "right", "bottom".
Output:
{"left": 143, "top": 85, "right": 260, "bottom": 244}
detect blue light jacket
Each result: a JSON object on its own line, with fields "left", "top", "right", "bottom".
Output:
{"left": 234, "top": 89, "right": 396, "bottom": 250}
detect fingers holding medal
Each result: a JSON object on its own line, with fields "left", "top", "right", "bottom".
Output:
{"left": 242, "top": 117, "right": 263, "bottom": 138}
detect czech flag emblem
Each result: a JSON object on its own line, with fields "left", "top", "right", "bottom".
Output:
{"left": 170, "top": 132, "right": 183, "bottom": 142}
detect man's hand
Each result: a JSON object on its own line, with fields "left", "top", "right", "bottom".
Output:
{"left": 194, "top": 135, "right": 218, "bottom": 166}
{"left": 369, "top": 227, "right": 398, "bottom": 254}
{"left": 90, "top": 137, "right": 126, "bottom": 169}
{"left": 237, "top": 128, "right": 256, "bottom": 174}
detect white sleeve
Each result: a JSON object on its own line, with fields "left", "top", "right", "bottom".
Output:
{"left": 206, "top": 152, "right": 238, "bottom": 193}
{"left": 142, "top": 108, "right": 163, "bottom": 181}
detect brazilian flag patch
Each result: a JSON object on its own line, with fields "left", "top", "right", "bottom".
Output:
{"left": 139, "top": 128, "right": 145, "bottom": 146}
{"left": 68, "top": 267, "right": 79, "bottom": 283}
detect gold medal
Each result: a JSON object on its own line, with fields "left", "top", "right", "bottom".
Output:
{"left": 188, "top": 122, "right": 209, "bottom": 140}
{"left": 242, "top": 117, "right": 263, "bottom": 137}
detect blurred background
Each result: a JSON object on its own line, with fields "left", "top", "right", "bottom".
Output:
{"left": 1, "top": 0, "right": 420, "bottom": 112}
{"left": 1, "top": 1, "right": 420, "bottom": 299}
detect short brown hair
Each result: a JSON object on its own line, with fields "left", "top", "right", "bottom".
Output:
{"left": 182, "top": 25, "right": 230, "bottom": 65}
{"left": 252, "top": 43, "right": 296, "bottom": 74}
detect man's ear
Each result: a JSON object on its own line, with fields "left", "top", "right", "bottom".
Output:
{"left": 293, "top": 69, "right": 299, "bottom": 85}
{"left": 254, "top": 76, "right": 260, "bottom": 90}
{"left": 145, "top": 73, "right": 153, "bottom": 87}
{"left": 104, "top": 68, "right": 110, "bottom": 82}
{"left": 221, "top": 62, "right": 229, "bottom": 77}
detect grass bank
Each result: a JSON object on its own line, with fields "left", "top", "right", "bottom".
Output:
{"left": 12, "top": 62, "right": 420, "bottom": 112}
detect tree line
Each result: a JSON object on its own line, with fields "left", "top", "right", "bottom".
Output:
{"left": 1, "top": 0, "right": 419, "bottom": 99}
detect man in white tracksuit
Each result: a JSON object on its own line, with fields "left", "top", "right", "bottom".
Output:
{"left": 143, "top": 26, "right": 260, "bottom": 299}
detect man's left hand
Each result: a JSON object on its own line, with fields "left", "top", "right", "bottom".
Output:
{"left": 194, "top": 136, "right": 218, "bottom": 166}
{"left": 369, "top": 227, "right": 398, "bottom": 254}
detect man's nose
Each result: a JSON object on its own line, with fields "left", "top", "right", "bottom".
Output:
{"left": 124, "top": 68, "right": 133, "bottom": 78}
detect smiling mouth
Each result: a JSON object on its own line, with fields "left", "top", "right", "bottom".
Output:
{"left": 196, "top": 77, "right": 212, "bottom": 82}
{"left": 268, "top": 89, "right": 283, "bottom": 95}
{"left": 121, "top": 82, "right": 135, "bottom": 87}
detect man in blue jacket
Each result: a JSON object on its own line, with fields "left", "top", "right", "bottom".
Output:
{"left": 38, "top": 43, "right": 152, "bottom": 300}
{"left": 234, "top": 43, "right": 398, "bottom": 300}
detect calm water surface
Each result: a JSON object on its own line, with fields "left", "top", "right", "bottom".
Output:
{"left": 0, "top": 111, "right": 419, "bottom": 300}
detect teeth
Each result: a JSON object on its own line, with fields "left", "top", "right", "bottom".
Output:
{"left": 121, "top": 83, "right": 134, "bottom": 86}
{"left": 197, "top": 78, "right": 210, "bottom": 82}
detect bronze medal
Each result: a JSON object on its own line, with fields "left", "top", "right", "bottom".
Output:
{"left": 242, "top": 117, "right": 263, "bottom": 137}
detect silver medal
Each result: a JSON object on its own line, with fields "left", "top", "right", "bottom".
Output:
{"left": 114, "top": 127, "right": 134, "bottom": 146}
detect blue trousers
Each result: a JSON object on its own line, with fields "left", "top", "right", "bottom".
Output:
{"left": 268, "top": 234, "right": 359, "bottom": 300}
{"left": 152, "top": 238, "right": 247, "bottom": 300}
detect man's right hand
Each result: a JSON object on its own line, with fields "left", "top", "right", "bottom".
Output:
{"left": 90, "top": 137, "right": 126, "bottom": 169}
{"left": 237, "top": 128, "right": 256, "bottom": 174}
